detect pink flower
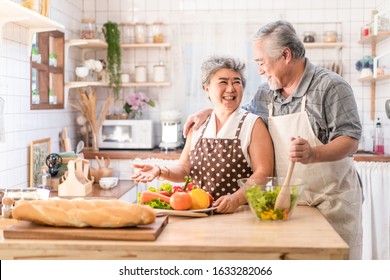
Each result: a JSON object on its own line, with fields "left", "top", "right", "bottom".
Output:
{"left": 123, "top": 92, "right": 155, "bottom": 114}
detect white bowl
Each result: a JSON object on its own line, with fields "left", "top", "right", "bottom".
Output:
{"left": 99, "top": 177, "right": 118, "bottom": 189}
{"left": 75, "top": 66, "right": 89, "bottom": 78}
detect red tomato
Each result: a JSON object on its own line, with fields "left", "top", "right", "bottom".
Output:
{"left": 207, "top": 192, "right": 214, "bottom": 207}
{"left": 170, "top": 192, "right": 192, "bottom": 210}
{"left": 186, "top": 182, "right": 196, "bottom": 191}
{"left": 158, "top": 190, "right": 171, "bottom": 197}
{"left": 172, "top": 186, "right": 184, "bottom": 193}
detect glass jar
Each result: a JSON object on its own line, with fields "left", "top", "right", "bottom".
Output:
{"left": 135, "top": 22, "right": 147, "bottom": 44}
{"left": 1, "top": 196, "right": 14, "bottom": 219}
{"left": 151, "top": 22, "right": 164, "bottom": 43}
{"left": 121, "top": 22, "right": 134, "bottom": 43}
{"left": 80, "top": 18, "right": 96, "bottom": 39}
{"left": 303, "top": 31, "right": 315, "bottom": 43}
{"left": 323, "top": 31, "right": 337, "bottom": 43}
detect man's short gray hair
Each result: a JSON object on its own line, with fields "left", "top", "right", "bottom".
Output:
{"left": 253, "top": 20, "right": 305, "bottom": 60}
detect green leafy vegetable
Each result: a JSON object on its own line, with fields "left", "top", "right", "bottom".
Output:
{"left": 245, "top": 184, "right": 300, "bottom": 220}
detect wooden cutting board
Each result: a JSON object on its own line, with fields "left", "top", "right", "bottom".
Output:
{"left": 3, "top": 216, "right": 168, "bottom": 241}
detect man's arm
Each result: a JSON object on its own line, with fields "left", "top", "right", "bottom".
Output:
{"left": 182, "top": 108, "right": 213, "bottom": 138}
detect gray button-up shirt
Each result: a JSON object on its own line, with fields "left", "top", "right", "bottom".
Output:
{"left": 242, "top": 58, "right": 362, "bottom": 144}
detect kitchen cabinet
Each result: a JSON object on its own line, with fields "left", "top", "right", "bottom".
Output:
{"left": 64, "top": 39, "right": 171, "bottom": 106}
{"left": 31, "top": 30, "right": 64, "bottom": 110}
{"left": 358, "top": 31, "right": 390, "bottom": 120}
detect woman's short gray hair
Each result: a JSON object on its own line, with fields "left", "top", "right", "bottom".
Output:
{"left": 253, "top": 20, "right": 305, "bottom": 60}
{"left": 201, "top": 55, "right": 246, "bottom": 89}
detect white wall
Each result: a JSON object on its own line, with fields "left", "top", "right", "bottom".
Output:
{"left": 0, "top": 0, "right": 389, "bottom": 188}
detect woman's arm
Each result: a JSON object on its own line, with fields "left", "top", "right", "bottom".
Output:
{"left": 131, "top": 131, "right": 194, "bottom": 183}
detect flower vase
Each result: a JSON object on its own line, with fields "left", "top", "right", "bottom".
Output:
{"left": 91, "top": 132, "right": 99, "bottom": 151}
{"left": 127, "top": 111, "right": 142, "bottom": 120}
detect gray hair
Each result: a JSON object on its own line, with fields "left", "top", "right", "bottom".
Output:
{"left": 201, "top": 55, "right": 246, "bottom": 89}
{"left": 253, "top": 20, "right": 305, "bottom": 60}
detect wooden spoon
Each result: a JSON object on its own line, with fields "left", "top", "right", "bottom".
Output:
{"left": 95, "top": 155, "right": 102, "bottom": 169}
{"left": 274, "top": 160, "right": 295, "bottom": 210}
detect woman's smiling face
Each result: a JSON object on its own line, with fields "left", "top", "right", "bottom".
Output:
{"left": 204, "top": 68, "right": 243, "bottom": 112}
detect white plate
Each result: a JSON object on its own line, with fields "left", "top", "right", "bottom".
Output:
{"left": 189, "top": 206, "right": 218, "bottom": 213}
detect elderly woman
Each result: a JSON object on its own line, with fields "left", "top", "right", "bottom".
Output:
{"left": 132, "top": 55, "right": 274, "bottom": 213}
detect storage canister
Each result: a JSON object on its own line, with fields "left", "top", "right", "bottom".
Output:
{"left": 303, "top": 31, "right": 315, "bottom": 43}
{"left": 121, "top": 22, "right": 134, "bottom": 43}
{"left": 80, "top": 18, "right": 96, "bottom": 39}
{"left": 153, "top": 64, "right": 166, "bottom": 82}
{"left": 151, "top": 22, "right": 164, "bottom": 43}
{"left": 135, "top": 66, "right": 147, "bottom": 82}
{"left": 323, "top": 31, "right": 337, "bottom": 43}
{"left": 135, "top": 22, "right": 147, "bottom": 43}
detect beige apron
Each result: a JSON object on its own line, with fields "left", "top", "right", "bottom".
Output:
{"left": 268, "top": 95, "right": 362, "bottom": 259}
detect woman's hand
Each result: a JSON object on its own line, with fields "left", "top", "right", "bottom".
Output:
{"left": 183, "top": 108, "right": 213, "bottom": 138}
{"left": 131, "top": 164, "right": 159, "bottom": 182}
{"left": 214, "top": 194, "right": 240, "bottom": 213}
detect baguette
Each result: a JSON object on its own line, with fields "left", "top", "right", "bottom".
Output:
{"left": 12, "top": 198, "right": 156, "bottom": 228}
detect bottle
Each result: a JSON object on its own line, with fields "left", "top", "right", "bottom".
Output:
{"left": 374, "top": 117, "right": 384, "bottom": 155}
{"left": 38, "top": 166, "right": 52, "bottom": 190}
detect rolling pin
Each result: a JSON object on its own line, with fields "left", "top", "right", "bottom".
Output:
{"left": 63, "top": 127, "right": 72, "bottom": 152}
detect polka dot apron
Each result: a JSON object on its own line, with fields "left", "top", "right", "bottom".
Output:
{"left": 189, "top": 112, "right": 253, "bottom": 198}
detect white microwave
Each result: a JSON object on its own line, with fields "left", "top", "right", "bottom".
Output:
{"left": 99, "top": 119, "right": 156, "bottom": 149}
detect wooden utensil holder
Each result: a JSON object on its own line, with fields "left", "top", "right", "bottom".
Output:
{"left": 58, "top": 158, "right": 92, "bottom": 196}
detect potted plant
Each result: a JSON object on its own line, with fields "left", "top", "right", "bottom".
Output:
{"left": 103, "top": 21, "right": 121, "bottom": 98}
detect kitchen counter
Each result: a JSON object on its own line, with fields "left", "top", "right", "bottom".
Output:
{"left": 83, "top": 148, "right": 390, "bottom": 162}
{"left": 0, "top": 205, "right": 348, "bottom": 260}
{"left": 49, "top": 180, "right": 136, "bottom": 200}
{"left": 83, "top": 147, "right": 182, "bottom": 160}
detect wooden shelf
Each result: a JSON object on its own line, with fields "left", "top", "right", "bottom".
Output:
{"left": 0, "top": 0, "right": 65, "bottom": 56}
{"left": 358, "top": 32, "right": 390, "bottom": 44}
{"left": 358, "top": 30, "right": 390, "bottom": 120}
{"left": 303, "top": 42, "right": 344, "bottom": 49}
{"left": 65, "top": 39, "right": 171, "bottom": 50}
{"left": 358, "top": 74, "right": 390, "bottom": 82}
{"left": 65, "top": 81, "right": 171, "bottom": 88}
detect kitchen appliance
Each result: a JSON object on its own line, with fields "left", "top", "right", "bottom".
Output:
{"left": 159, "top": 110, "right": 182, "bottom": 150}
{"left": 99, "top": 119, "right": 155, "bottom": 149}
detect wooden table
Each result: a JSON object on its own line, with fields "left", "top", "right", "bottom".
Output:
{"left": 0, "top": 205, "right": 348, "bottom": 260}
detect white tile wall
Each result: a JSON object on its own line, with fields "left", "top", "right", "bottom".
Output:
{"left": 0, "top": 0, "right": 389, "bottom": 188}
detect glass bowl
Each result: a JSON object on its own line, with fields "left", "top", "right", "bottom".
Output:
{"left": 238, "top": 177, "right": 305, "bottom": 221}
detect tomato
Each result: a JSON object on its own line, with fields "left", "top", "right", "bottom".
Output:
{"left": 207, "top": 192, "right": 214, "bottom": 207}
{"left": 186, "top": 182, "right": 196, "bottom": 191}
{"left": 170, "top": 192, "right": 192, "bottom": 210}
{"left": 189, "top": 189, "right": 210, "bottom": 210}
{"left": 158, "top": 190, "right": 171, "bottom": 197}
{"left": 172, "top": 186, "right": 184, "bottom": 193}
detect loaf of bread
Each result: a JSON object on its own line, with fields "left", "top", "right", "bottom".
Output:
{"left": 12, "top": 198, "right": 156, "bottom": 228}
